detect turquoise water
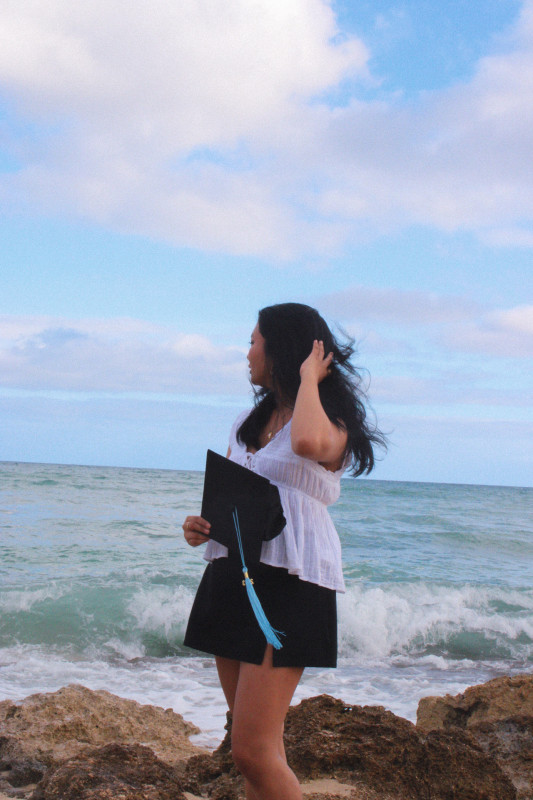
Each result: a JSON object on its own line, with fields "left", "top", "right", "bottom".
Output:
{"left": 1, "top": 461, "right": 532, "bottom": 746}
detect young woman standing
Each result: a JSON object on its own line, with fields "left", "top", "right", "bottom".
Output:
{"left": 183, "top": 303, "right": 384, "bottom": 800}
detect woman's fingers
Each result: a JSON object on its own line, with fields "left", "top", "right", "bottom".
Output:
{"left": 312, "top": 340, "right": 332, "bottom": 363}
{"left": 188, "top": 532, "right": 210, "bottom": 546}
{"left": 183, "top": 515, "right": 211, "bottom": 534}
{"left": 183, "top": 515, "right": 211, "bottom": 546}
{"left": 301, "top": 340, "right": 333, "bottom": 383}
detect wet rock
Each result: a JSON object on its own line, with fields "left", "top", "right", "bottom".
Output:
{"left": 32, "top": 743, "right": 186, "bottom": 800}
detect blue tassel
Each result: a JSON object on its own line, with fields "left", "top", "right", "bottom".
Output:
{"left": 232, "top": 508, "right": 284, "bottom": 650}
{"left": 242, "top": 568, "right": 284, "bottom": 649}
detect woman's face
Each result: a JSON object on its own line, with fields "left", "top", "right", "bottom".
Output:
{"left": 247, "top": 323, "right": 271, "bottom": 388}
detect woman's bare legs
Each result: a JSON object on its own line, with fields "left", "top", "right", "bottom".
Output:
{"left": 216, "top": 656, "right": 260, "bottom": 800}
{"left": 215, "top": 648, "right": 304, "bottom": 800}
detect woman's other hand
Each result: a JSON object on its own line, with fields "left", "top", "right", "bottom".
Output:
{"left": 299, "top": 340, "right": 333, "bottom": 385}
{"left": 183, "top": 516, "right": 211, "bottom": 546}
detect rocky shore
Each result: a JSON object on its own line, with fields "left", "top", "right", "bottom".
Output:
{"left": 1, "top": 675, "right": 531, "bottom": 799}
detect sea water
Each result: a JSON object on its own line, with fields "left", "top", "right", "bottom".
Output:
{"left": 1, "top": 461, "right": 532, "bottom": 747}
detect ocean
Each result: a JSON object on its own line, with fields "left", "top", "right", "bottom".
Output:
{"left": 1, "top": 461, "right": 532, "bottom": 748}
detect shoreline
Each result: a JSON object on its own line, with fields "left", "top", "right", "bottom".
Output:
{"left": 1, "top": 674, "right": 531, "bottom": 799}
{"left": 1, "top": 647, "right": 526, "bottom": 752}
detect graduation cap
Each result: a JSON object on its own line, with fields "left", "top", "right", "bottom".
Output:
{"left": 201, "top": 449, "right": 286, "bottom": 566}
{"left": 201, "top": 449, "right": 286, "bottom": 649}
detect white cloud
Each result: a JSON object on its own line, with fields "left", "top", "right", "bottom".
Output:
{"left": 0, "top": 0, "right": 366, "bottom": 142}
{"left": 1, "top": 306, "right": 530, "bottom": 469}
{"left": 443, "top": 304, "right": 533, "bottom": 357}
{"left": 0, "top": 0, "right": 368, "bottom": 256}
{"left": 495, "top": 305, "right": 533, "bottom": 334}
{"left": 0, "top": 0, "right": 532, "bottom": 256}
{"left": 318, "top": 286, "right": 480, "bottom": 326}
{"left": 480, "top": 227, "right": 533, "bottom": 247}
{"left": 318, "top": 287, "right": 533, "bottom": 360}
{"left": 307, "top": 5, "right": 533, "bottom": 237}
{"left": 0, "top": 315, "right": 248, "bottom": 393}
{"left": 371, "top": 372, "right": 533, "bottom": 408}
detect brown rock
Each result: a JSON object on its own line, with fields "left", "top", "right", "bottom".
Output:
{"left": 2, "top": 681, "right": 529, "bottom": 800}
{"left": 177, "top": 722, "right": 240, "bottom": 799}
{"left": 32, "top": 742, "right": 186, "bottom": 800}
{"left": 416, "top": 674, "right": 533, "bottom": 799}
{"left": 472, "top": 716, "right": 533, "bottom": 800}
{"left": 417, "top": 674, "right": 533, "bottom": 730}
{"left": 0, "top": 736, "right": 47, "bottom": 787}
{"left": 0, "top": 684, "right": 203, "bottom": 769}
{"left": 283, "top": 695, "right": 516, "bottom": 800}
{"left": 181, "top": 696, "right": 516, "bottom": 800}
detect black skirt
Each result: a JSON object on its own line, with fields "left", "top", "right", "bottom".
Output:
{"left": 184, "top": 557, "right": 337, "bottom": 668}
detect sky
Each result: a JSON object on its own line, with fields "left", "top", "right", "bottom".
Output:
{"left": 1, "top": 0, "right": 532, "bottom": 487}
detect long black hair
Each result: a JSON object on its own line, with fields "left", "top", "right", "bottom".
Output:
{"left": 237, "top": 302, "right": 386, "bottom": 476}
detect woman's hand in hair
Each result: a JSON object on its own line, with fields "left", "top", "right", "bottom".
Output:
{"left": 299, "top": 340, "right": 333, "bottom": 385}
{"left": 292, "top": 340, "right": 347, "bottom": 467}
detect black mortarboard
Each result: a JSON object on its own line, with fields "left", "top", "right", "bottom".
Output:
{"left": 201, "top": 449, "right": 286, "bottom": 565}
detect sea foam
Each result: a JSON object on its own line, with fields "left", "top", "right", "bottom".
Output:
{"left": 1, "top": 462, "right": 532, "bottom": 745}
{"left": 338, "top": 581, "right": 533, "bottom": 661}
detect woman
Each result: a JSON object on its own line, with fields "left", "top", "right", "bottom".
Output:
{"left": 182, "top": 303, "right": 384, "bottom": 800}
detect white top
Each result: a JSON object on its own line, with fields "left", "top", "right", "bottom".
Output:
{"left": 204, "top": 409, "right": 346, "bottom": 592}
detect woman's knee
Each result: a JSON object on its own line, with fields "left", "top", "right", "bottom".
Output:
{"left": 231, "top": 729, "right": 274, "bottom": 778}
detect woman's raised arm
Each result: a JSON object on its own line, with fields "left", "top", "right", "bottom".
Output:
{"left": 290, "top": 340, "right": 347, "bottom": 467}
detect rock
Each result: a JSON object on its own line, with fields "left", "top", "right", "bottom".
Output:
{"left": 0, "top": 736, "right": 47, "bottom": 793}
{"left": 177, "top": 733, "right": 238, "bottom": 799}
{"left": 417, "top": 676, "right": 533, "bottom": 800}
{"left": 0, "top": 783, "right": 35, "bottom": 800}
{"left": 283, "top": 695, "right": 516, "bottom": 800}
{"left": 32, "top": 742, "right": 186, "bottom": 800}
{"left": 417, "top": 674, "right": 533, "bottom": 730}
{"left": 181, "top": 696, "right": 516, "bottom": 800}
{"left": 472, "top": 716, "right": 533, "bottom": 800}
{"left": 417, "top": 675, "right": 533, "bottom": 800}
{"left": 0, "top": 684, "right": 203, "bottom": 770}
{"left": 0, "top": 685, "right": 204, "bottom": 797}
{"left": 1, "top": 680, "right": 530, "bottom": 800}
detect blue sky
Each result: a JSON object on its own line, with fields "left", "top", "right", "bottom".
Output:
{"left": 1, "top": 0, "right": 532, "bottom": 487}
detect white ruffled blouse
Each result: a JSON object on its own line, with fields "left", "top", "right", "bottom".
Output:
{"left": 204, "top": 409, "right": 346, "bottom": 592}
